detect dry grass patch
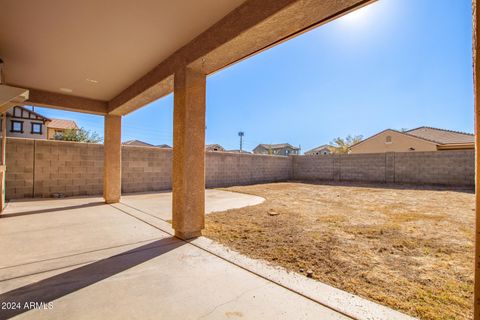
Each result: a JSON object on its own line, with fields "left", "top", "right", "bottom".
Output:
{"left": 204, "top": 182, "right": 474, "bottom": 320}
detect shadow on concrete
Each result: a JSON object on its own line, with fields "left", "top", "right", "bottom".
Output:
{"left": 0, "top": 201, "right": 105, "bottom": 219}
{"left": 292, "top": 180, "right": 475, "bottom": 194}
{"left": 0, "top": 237, "right": 184, "bottom": 319}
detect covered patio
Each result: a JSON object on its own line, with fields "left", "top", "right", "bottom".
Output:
{"left": 1, "top": 0, "right": 479, "bottom": 319}
{"left": 0, "top": 191, "right": 412, "bottom": 319}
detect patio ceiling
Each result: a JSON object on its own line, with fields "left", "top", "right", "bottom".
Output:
{"left": 0, "top": 0, "right": 247, "bottom": 112}
{"left": 0, "top": 0, "right": 374, "bottom": 115}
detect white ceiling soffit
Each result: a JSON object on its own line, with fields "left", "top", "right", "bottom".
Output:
{"left": 0, "top": 0, "right": 246, "bottom": 101}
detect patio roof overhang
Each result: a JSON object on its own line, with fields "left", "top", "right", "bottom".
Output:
{"left": 0, "top": 0, "right": 374, "bottom": 116}
{"left": 2, "top": 0, "right": 480, "bottom": 318}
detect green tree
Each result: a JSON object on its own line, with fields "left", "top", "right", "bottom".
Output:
{"left": 54, "top": 127, "right": 102, "bottom": 143}
{"left": 329, "top": 134, "right": 363, "bottom": 154}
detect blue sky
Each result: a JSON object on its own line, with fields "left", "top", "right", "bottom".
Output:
{"left": 35, "top": 0, "right": 473, "bottom": 153}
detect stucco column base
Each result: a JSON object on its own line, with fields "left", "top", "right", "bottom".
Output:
{"left": 172, "top": 67, "right": 206, "bottom": 238}
{"left": 105, "top": 198, "right": 120, "bottom": 204}
{"left": 175, "top": 230, "right": 202, "bottom": 240}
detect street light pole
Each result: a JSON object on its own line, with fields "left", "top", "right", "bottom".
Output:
{"left": 238, "top": 131, "right": 244, "bottom": 152}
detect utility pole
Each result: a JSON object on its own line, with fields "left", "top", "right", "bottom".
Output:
{"left": 238, "top": 131, "right": 244, "bottom": 152}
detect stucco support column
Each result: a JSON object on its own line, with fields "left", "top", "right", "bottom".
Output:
{"left": 0, "top": 113, "right": 6, "bottom": 213}
{"left": 103, "top": 114, "right": 122, "bottom": 204}
{"left": 474, "top": 0, "right": 480, "bottom": 318}
{"left": 172, "top": 67, "right": 206, "bottom": 240}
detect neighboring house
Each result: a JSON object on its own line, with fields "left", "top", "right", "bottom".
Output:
{"left": 156, "top": 144, "right": 172, "bottom": 148}
{"left": 206, "top": 144, "right": 225, "bottom": 152}
{"left": 122, "top": 140, "right": 153, "bottom": 147}
{"left": 47, "top": 119, "right": 79, "bottom": 139}
{"left": 1, "top": 106, "right": 50, "bottom": 139}
{"left": 350, "top": 127, "right": 474, "bottom": 154}
{"left": 253, "top": 143, "right": 300, "bottom": 156}
{"left": 0, "top": 106, "right": 78, "bottom": 140}
{"left": 305, "top": 144, "right": 332, "bottom": 155}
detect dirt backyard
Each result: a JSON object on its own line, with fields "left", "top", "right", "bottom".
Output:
{"left": 204, "top": 182, "right": 474, "bottom": 320}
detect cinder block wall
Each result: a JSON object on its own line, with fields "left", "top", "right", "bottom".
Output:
{"left": 5, "top": 139, "right": 292, "bottom": 199}
{"left": 122, "top": 146, "right": 172, "bottom": 193}
{"left": 5, "top": 138, "right": 474, "bottom": 200}
{"left": 292, "top": 153, "right": 387, "bottom": 182}
{"left": 205, "top": 152, "right": 292, "bottom": 187}
{"left": 292, "top": 150, "right": 474, "bottom": 186}
{"left": 6, "top": 139, "right": 34, "bottom": 199}
{"left": 292, "top": 155, "right": 334, "bottom": 180}
{"left": 393, "top": 150, "right": 474, "bottom": 185}
{"left": 33, "top": 140, "right": 104, "bottom": 198}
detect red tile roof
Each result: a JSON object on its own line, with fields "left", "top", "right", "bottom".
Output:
{"left": 47, "top": 119, "right": 79, "bottom": 130}
{"left": 406, "top": 127, "right": 473, "bottom": 144}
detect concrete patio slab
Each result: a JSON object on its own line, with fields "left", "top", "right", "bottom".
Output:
{"left": 120, "top": 189, "right": 265, "bottom": 220}
{"left": 111, "top": 199, "right": 416, "bottom": 320}
{"left": 0, "top": 191, "right": 351, "bottom": 320}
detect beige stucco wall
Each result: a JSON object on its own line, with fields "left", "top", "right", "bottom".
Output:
{"left": 47, "top": 127, "right": 73, "bottom": 140}
{"left": 47, "top": 128, "right": 59, "bottom": 139}
{"left": 350, "top": 130, "right": 437, "bottom": 154}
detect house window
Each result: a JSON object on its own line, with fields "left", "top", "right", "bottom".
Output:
{"left": 385, "top": 135, "right": 392, "bottom": 144}
{"left": 31, "top": 123, "right": 42, "bottom": 134}
{"left": 11, "top": 120, "right": 23, "bottom": 133}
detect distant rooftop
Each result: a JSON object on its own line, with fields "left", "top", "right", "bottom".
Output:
{"left": 47, "top": 119, "right": 79, "bottom": 130}
{"left": 256, "top": 143, "right": 300, "bottom": 150}
{"left": 122, "top": 140, "right": 153, "bottom": 147}
{"left": 305, "top": 144, "right": 332, "bottom": 154}
{"left": 406, "top": 126, "right": 474, "bottom": 145}
{"left": 206, "top": 144, "right": 225, "bottom": 151}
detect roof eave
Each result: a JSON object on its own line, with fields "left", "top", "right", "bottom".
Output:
{"left": 437, "top": 143, "right": 475, "bottom": 150}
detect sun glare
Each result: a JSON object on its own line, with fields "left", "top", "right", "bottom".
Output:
{"left": 339, "top": 3, "right": 376, "bottom": 25}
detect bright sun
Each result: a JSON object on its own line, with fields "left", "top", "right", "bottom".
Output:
{"left": 339, "top": 4, "right": 375, "bottom": 24}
